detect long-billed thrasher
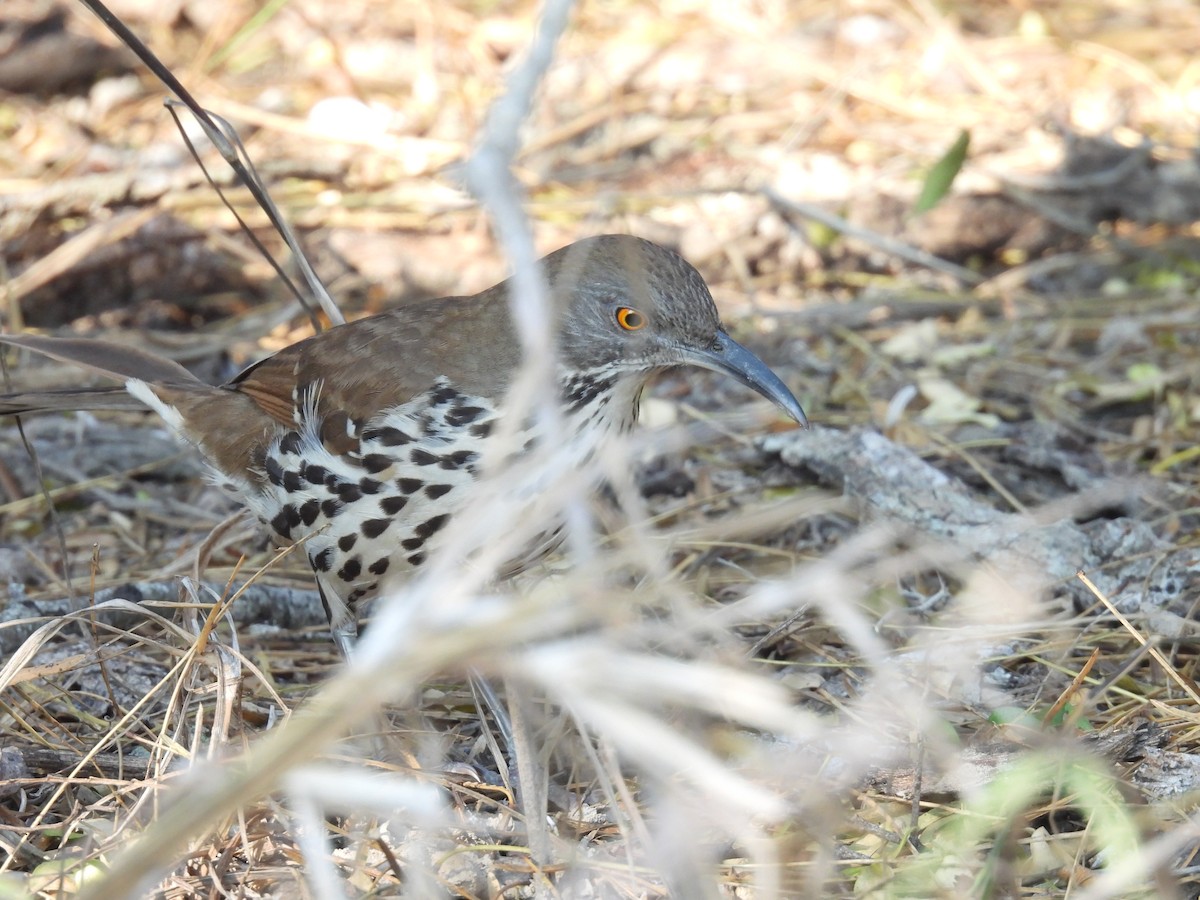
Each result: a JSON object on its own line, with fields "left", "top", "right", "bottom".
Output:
{"left": 0, "top": 234, "right": 807, "bottom": 653}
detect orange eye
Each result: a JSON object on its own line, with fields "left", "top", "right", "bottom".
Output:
{"left": 616, "top": 307, "right": 646, "bottom": 331}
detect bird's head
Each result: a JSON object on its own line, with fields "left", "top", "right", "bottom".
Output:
{"left": 541, "top": 235, "right": 807, "bottom": 426}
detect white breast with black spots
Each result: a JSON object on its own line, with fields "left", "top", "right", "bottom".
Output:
{"left": 493, "top": 369, "right": 645, "bottom": 574}
{"left": 237, "top": 377, "right": 497, "bottom": 613}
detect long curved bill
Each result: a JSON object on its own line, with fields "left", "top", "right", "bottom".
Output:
{"left": 683, "top": 331, "right": 808, "bottom": 426}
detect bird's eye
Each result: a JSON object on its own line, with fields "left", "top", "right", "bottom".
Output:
{"left": 615, "top": 307, "right": 646, "bottom": 331}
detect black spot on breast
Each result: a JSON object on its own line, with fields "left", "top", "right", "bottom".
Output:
{"left": 360, "top": 478, "right": 384, "bottom": 494}
{"left": 407, "top": 551, "right": 426, "bottom": 566}
{"left": 363, "top": 426, "right": 413, "bottom": 446}
{"left": 337, "top": 483, "right": 363, "bottom": 503}
{"left": 368, "top": 557, "right": 390, "bottom": 576}
{"left": 265, "top": 457, "right": 284, "bottom": 486}
{"left": 303, "top": 464, "right": 329, "bottom": 484}
{"left": 283, "top": 470, "right": 303, "bottom": 492}
{"left": 311, "top": 547, "right": 333, "bottom": 572}
{"left": 447, "top": 406, "right": 485, "bottom": 427}
{"left": 270, "top": 508, "right": 293, "bottom": 538}
{"left": 338, "top": 558, "right": 362, "bottom": 582}
{"left": 411, "top": 448, "right": 440, "bottom": 466}
{"left": 279, "top": 432, "right": 302, "bottom": 455}
{"left": 299, "top": 498, "right": 320, "bottom": 526}
{"left": 430, "top": 385, "right": 459, "bottom": 406}
{"left": 380, "top": 495, "right": 408, "bottom": 515}
{"left": 348, "top": 588, "right": 367, "bottom": 604}
{"left": 469, "top": 421, "right": 493, "bottom": 439}
{"left": 338, "top": 533, "right": 358, "bottom": 552}
{"left": 401, "top": 536, "right": 424, "bottom": 551}
{"left": 321, "top": 498, "right": 342, "bottom": 518}
{"left": 362, "top": 454, "right": 393, "bottom": 473}
{"left": 397, "top": 477, "right": 423, "bottom": 494}
{"left": 362, "top": 518, "right": 391, "bottom": 539}
{"left": 441, "top": 450, "right": 477, "bottom": 470}
{"left": 415, "top": 513, "right": 449, "bottom": 539}
{"left": 425, "top": 484, "right": 452, "bottom": 500}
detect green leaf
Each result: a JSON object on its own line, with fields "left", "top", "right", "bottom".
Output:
{"left": 913, "top": 129, "right": 970, "bottom": 214}
{"left": 1126, "top": 362, "right": 1164, "bottom": 385}
{"left": 988, "top": 706, "right": 1039, "bottom": 728}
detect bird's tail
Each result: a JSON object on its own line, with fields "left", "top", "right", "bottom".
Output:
{"left": 0, "top": 387, "right": 146, "bottom": 416}
{"left": 0, "top": 333, "right": 202, "bottom": 385}
{"left": 0, "top": 331, "right": 208, "bottom": 418}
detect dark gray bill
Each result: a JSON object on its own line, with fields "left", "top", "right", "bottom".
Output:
{"left": 684, "top": 331, "right": 808, "bottom": 426}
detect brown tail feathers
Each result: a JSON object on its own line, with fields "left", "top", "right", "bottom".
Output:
{"left": 0, "top": 333, "right": 205, "bottom": 416}
{"left": 0, "top": 333, "right": 201, "bottom": 385}
{"left": 0, "top": 388, "right": 148, "bottom": 416}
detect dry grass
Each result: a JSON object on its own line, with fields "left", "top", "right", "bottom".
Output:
{"left": 2, "top": 0, "right": 1200, "bottom": 897}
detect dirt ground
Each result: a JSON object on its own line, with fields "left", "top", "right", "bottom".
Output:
{"left": 3, "top": 0, "right": 1200, "bottom": 897}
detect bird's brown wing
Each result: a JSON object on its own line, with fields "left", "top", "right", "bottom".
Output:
{"left": 229, "top": 290, "right": 521, "bottom": 431}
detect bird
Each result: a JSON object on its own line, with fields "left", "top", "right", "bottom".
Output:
{"left": 0, "top": 234, "right": 807, "bottom": 654}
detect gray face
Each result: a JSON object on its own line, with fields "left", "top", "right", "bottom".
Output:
{"left": 541, "top": 234, "right": 808, "bottom": 426}
{"left": 543, "top": 234, "right": 724, "bottom": 374}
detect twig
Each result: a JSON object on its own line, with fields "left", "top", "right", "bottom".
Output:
{"left": 1076, "top": 570, "right": 1200, "bottom": 706}
{"left": 760, "top": 186, "right": 984, "bottom": 286}
{"left": 0, "top": 581, "right": 326, "bottom": 655}
{"left": 75, "top": 0, "right": 342, "bottom": 328}
{"left": 460, "top": 0, "right": 578, "bottom": 867}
